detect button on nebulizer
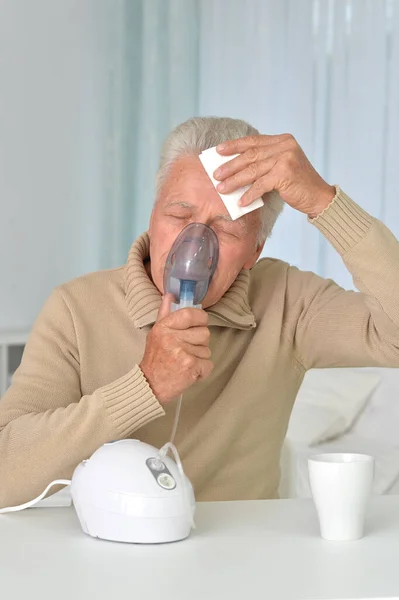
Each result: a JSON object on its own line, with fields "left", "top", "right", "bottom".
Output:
{"left": 157, "top": 473, "right": 176, "bottom": 490}
{"left": 147, "top": 457, "right": 165, "bottom": 472}
{"left": 163, "top": 223, "right": 219, "bottom": 310}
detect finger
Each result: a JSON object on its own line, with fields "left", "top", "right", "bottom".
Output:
{"left": 157, "top": 293, "right": 173, "bottom": 322}
{"left": 213, "top": 142, "right": 281, "bottom": 182}
{"left": 238, "top": 173, "right": 276, "bottom": 207}
{"left": 178, "top": 326, "right": 211, "bottom": 346}
{"left": 183, "top": 343, "right": 211, "bottom": 360}
{"left": 192, "top": 359, "right": 214, "bottom": 382}
{"left": 216, "top": 156, "right": 278, "bottom": 195}
{"left": 216, "top": 133, "right": 291, "bottom": 156}
{"left": 162, "top": 307, "right": 209, "bottom": 331}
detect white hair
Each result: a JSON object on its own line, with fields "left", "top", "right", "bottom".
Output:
{"left": 155, "top": 116, "right": 284, "bottom": 245}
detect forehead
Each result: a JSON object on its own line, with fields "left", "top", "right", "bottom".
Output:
{"left": 160, "top": 155, "right": 228, "bottom": 211}
{"left": 157, "top": 155, "right": 260, "bottom": 234}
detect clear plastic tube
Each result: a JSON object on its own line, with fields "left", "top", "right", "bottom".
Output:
{"left": 157, "top": 392, "right": 195, "bottom": 529}
{"left": 169, "top": 394, "right": 183, "bottom": 446}
{"left": 157, "top": 440, "right": 195, "bottom": 530}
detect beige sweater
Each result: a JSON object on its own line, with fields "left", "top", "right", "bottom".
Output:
{"left": 1, "top": 189, "right": 399, "bottom": 507}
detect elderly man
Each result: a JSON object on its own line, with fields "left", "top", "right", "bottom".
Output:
{"left": 1, "top": 116, "right": 399, "bottom": 508}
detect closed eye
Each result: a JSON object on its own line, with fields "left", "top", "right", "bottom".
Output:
{"left": 214, "top": 227, "right": 240, "bottom": 239}
{"left": 166, "top": 213, "right": 191, "bottom": 220}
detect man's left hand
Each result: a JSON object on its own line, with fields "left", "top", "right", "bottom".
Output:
{"left": 213, "top": 134, "right": 335, "bottom": 219}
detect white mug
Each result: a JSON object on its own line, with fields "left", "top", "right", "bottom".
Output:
{"left": 308, "top": 453, "right": 374, "bottom": 541}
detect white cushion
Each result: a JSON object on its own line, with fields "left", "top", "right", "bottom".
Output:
{"left": 351, "top": 367, "right": 399, "bottom": 448}
{"left": 287, "top": 368, "right": 381, "bottom": 446}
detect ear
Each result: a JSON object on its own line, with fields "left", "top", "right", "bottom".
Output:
{"left": 243, "top": 241, "right": 265, "bottom": 270}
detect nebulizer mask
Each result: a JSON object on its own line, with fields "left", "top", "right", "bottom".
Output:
{"left": 0, "top": 223, "right": 219, "bottom": 545}
{"left": 164, "top": 222, "right": 219, "bottom": 310}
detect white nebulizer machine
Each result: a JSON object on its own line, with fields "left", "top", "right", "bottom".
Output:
{"left": 0, "top": 222, "right": 219, "bottom": 545}
{"left": 71, "top": 440, "right": 196, "bottom": 544}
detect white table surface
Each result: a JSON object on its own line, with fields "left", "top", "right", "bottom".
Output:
{"left": 1, "top": 496, "right": 399, "bottom": 600}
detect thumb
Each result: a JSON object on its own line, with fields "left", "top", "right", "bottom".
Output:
{"left": 157, "top": 293, "right": 173, "bottom": 322}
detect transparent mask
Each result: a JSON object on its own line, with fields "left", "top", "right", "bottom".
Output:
{"left": 163, "top": 223, "right": 219, "bottom": 310}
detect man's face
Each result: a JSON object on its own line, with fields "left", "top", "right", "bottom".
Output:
{"left": 148, "top": 155, "right": 264, "bottom": 308}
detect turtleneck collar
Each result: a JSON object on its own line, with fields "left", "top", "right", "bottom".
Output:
{"left": 124, "top": 232, "right": 256, "bottom": 330}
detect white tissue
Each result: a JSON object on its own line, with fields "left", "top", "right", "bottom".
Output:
{"left": 199, "top": 146, "right": 264, "bottom": 221}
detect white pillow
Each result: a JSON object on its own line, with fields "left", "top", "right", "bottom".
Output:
{"left": 287, "top": 368, "right": 381, "bottom": 446}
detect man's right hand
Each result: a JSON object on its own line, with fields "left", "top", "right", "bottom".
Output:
{"left": 139, "top": 295, "right": 214, "bottom": 404}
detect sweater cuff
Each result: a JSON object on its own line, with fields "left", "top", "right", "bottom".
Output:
{"left": 100, "top": 364, "right": 165, "bottom": 438}
{"left": 309, "top": 186, "right": 374, "bottom": 254}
